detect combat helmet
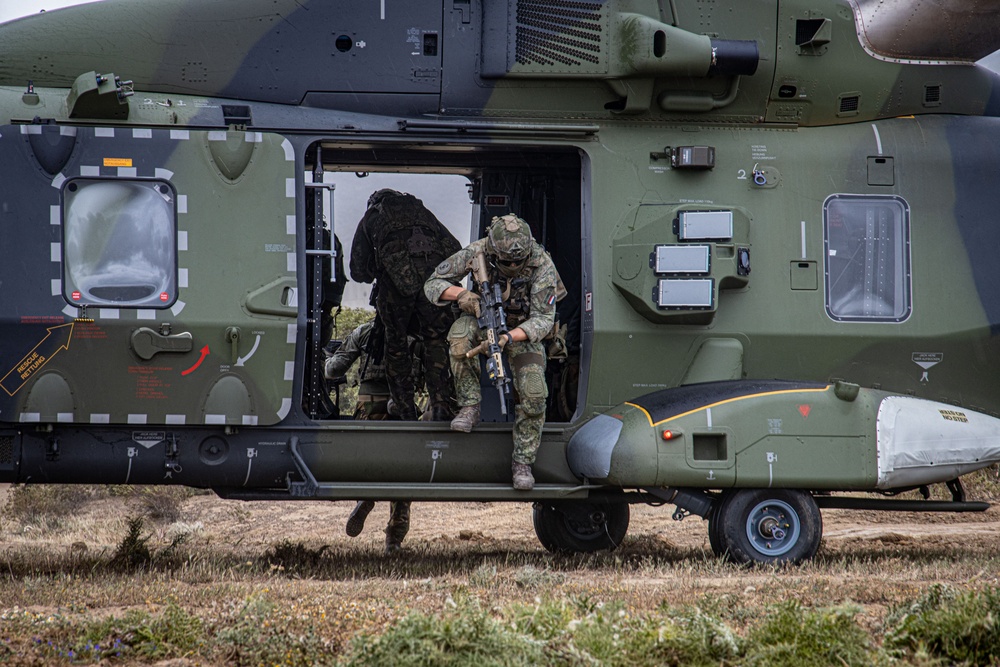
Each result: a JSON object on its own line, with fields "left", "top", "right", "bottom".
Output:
{"left": 487, "top": 214, "right": 533, "bottom": 276}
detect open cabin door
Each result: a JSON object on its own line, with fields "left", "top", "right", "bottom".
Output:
{"left": 302, "top": 141, "right": 584, "bottom": 424}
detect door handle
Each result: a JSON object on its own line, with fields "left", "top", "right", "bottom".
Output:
{"left": 131, "top": 327, "right": 194, "bottom": 360}
{"left": 226, "top": 327, "right": 241, "bottom": 364}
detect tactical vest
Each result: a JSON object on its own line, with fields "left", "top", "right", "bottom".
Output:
{"left": 372, "top": 194, "right": 460, "bottom": 296}
{"left": 488, "top": 248, "right": 566, "bottom": 330}
{"left": 502, "top": 276, "right": 533, "bottom": 328}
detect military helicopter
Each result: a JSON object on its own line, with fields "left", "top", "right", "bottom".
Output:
{"left": 1, "top": 0, "right": 999, "bottom": 565}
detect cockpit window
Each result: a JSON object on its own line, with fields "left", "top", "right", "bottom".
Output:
{"left": 61, "top": 179, "right": 177, "bottom": 308}
{"left": 824, "top": 194, "right": 910, "bottom": 322}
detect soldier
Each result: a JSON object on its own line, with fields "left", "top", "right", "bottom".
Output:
{"left": 324, "top": 318, "right": 410, "bottom": 554}
{"left": 350, "top": 189, "right": 461, "bottom": 421}
{"left": 424, "top": 214, "right": 566, "bottom": 491}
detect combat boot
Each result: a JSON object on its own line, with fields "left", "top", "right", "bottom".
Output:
{"left": 384, "top": 537, "right": 403, "bottom": 555}
{"left": 512, "top": 462, "right": 535, "bottom": 491}
{"left": 450, "top": 405, "right": 481, "bottom": 432}
{"left": 384, "top": 501, "right": 410, "bottom": 555}
{"left": 345, "top": 500, "right": 375, "bottom": 537}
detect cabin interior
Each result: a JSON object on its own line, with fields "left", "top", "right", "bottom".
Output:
{"left": 302, "top": 142, "right": 585, "bottom": 425}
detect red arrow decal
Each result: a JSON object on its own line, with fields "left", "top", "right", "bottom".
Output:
{"left": 798, "top": 404, "right": 811, "bottom": 418}
{"left": 181, "top": 346, "right": 210, "bottom": 376}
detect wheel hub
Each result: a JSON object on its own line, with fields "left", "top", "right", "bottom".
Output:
{"left": 757, "top": 516, "right": 786, "bottom": 541}
{"left": 745, "top": 500, "right": 800, "bottom": 557}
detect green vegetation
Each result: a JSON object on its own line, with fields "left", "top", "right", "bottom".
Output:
{"left": 885, "top": 585, "right": 1000, "bottom": 665}
{"left": 5, "top": 583, "right": 1000, "bottom": 666}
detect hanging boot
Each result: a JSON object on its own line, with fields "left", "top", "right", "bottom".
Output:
{"left": 384, "top": 501, "right": 411, "bottom": 555}
{"left": 512, "top": 461, "right": 535, "bottom": 491}
{"left": 345, "top": 500, "right": 375, "bottom": 537}
{"left": 450, "top": 405, "right": 481, "bottom": 432}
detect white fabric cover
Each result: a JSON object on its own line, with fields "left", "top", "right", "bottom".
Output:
{"left": 877, "top": 396, "right": 1000, "bottom": 489}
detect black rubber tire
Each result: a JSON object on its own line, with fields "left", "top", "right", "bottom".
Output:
{"left": 532, "top": 501, "right": 630, "bottom": 553}
{"left": 716, "top": 489, "right": 822, "bottom": 565}
{"left": 707, "top": 493, "right": 728, "bottom": 558}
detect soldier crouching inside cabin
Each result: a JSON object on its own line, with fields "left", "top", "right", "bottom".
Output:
{"left": 424, "top": 214, "right": 566, "bottom": 490}
{"left": 324, "top": 318, "right": 410, "bottom": 554}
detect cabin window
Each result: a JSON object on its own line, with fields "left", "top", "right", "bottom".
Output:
{"left": 823, "top": 194, "right": 910, "bottom": 322}
{"left": 61, "top": 179, "right": 177, "bottom": 308}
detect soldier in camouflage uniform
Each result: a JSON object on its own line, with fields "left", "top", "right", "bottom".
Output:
{"left": 324, "top": 319, "right": 410, "bottom": 553}
{"left": 424, "top": 214, "right": 566, "bottom": 491}
{"left": 350, "top": 189, "right": 461, "bottom": 421}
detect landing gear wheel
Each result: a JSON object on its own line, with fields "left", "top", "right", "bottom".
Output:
{"left": 706, "top": 493, "right": 728, "bottom": 558}
{"left": 716, "top": 489, "right": 822, "bottom": 565}
{"left": 533, "top": 501, "right": 630, "bottom": 553}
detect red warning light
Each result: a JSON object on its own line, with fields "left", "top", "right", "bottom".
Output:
{"left": 661, "top": 429, "right": 676, "bottom": 441}
{"left": 160, "top": 292, "right": 169, "bottom": 302}
{"left": 71, "top": 291, "right": 81, "bottom": 301}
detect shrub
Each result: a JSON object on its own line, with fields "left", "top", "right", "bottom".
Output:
{"left": 109, "top": 517, "right": 152, "bottom": 570}
{"left": 743, "top": 601, "right": 883, "bottom": 667}
{"left": 78, "top": 600, "right": 207, "bottom": 661}
{"left": 216, "top": 593, "right": 334, "bottom": 666}
{"left": 884, "top": 584, "right": 1000, "bottom": 666}
{"left": 507, "top": 597, "right": 741, "bottom": 667}
{"left": 340, "top": 598, "right": 545, "bottom": 667}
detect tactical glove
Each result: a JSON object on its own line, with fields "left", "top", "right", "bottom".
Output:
{"left": 456, "top": 289, "right": 482, "bottom": 317}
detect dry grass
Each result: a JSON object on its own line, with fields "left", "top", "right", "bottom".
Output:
{"left": 1, "top": 475, "right": 999, "bottom": 664}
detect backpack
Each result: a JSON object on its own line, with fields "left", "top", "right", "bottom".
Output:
{"left": 372, "top": 194, "right": 461, "bottom": 296}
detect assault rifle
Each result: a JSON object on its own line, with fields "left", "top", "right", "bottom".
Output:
{"left": 467, "top": 251, "right": 512, "bottom": 415}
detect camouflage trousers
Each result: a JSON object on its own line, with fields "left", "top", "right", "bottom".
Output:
{"left": 386, "top": 501, "right": 410, "bottom": 546}
{"left": 376, "top": 283, "right": 455, "bottom": 416}
{"left": 448, "top": 315, "right": 548, "bottom": 465}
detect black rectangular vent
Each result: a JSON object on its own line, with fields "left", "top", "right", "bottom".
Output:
{"left": 482, "top": 0, "right": 608, "bottom": 77}
{"left": 515, "top": 0, "right": 603, "bottom": 67}
{"left": 839, "top": 95, "right": 859, "bottom": 113}
{"left": 924, "top": 84, "right": 941, "bottom": 106}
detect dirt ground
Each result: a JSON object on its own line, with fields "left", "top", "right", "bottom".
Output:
{"left": 158, "top": 491, "right": 1000, "bottom": 561}
{"left": 6, "top": 482, "right": 996, "bottom": 557}
{"left": 3, "top": 482, "right": 998, "bottom": 616}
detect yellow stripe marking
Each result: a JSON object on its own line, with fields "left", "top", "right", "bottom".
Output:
{"left": 625, "top": 386, "right": 831, "bottom": 428}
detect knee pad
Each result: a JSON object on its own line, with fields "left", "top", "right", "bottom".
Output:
{"left": 520, "top": 396, "right": 546, "bottom": 418}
